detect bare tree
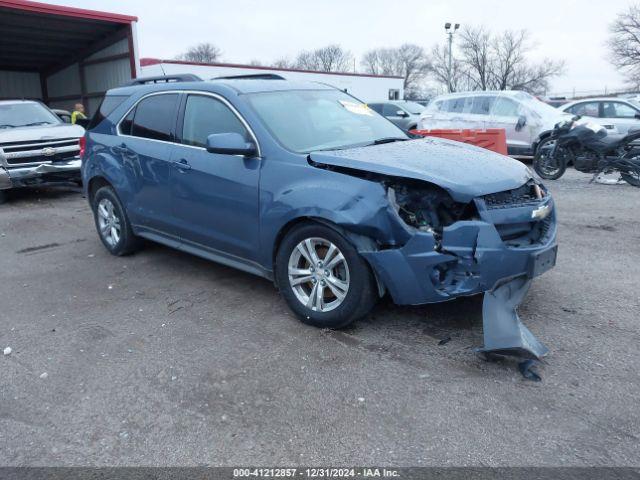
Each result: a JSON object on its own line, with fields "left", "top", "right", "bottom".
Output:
{"left": 429, "top": 44, "right": 467, "bottom": 93}
{"left": 248, "top": 59, "right": 263, "bottom": 67}
{"left": 458, "top": 26, "right": 492, "bottom": 90}
{"left": 361, "top": 44, "right": 430, "bottom": 98}
{"left": 431, "top": 27, "right": 564, "bottom": 95}
{"left": 294, "top": 45, "right": 353, "bottom": 72}
{"left": 176, "top": 42, "right": 222, "bottom": 63}
{"left": 272, "top": 57, "right": 294, "bottom": 69}
{"left": 608, "top": 5, "right": 640, "bottom": 86}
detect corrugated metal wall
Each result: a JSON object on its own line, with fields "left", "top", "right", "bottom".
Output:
{"left": 0, "top": 31, "right": 135, "bottom": 115}
{"left": 0, "top": 70, "right": 42, "bottom": 99}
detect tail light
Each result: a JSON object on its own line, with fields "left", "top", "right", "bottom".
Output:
{"left": 79, "top": 136, "right": 86, "bottom": 159}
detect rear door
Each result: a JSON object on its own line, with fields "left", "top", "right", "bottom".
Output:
{"left": 170, "top": 92, "right": 261, "bottom": 262}
{"left": 116, "top": 92, "right": 180, "bottom": 236}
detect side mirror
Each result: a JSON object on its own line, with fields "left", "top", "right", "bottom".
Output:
{"left": 634, "top": 113, "right": 640, "bottom": 120}
{"left": 515, "top": 115, "right": 527, "bottom": 131}
{"left": 206, "top": 133, "right": 257, "bottom": 156}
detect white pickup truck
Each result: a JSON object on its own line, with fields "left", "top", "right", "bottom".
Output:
{"left": 0, "top": 100, "right": 85, "bottom": 203}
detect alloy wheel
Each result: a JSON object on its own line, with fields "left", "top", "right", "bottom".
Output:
{"left": 97, "top": 198, "right": 122, "bottom": 248}
{"left": 287, "top": 237, "right": 350, "bottom": 313}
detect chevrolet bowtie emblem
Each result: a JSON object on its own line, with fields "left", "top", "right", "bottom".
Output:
{"left": 42, "top": 147, "right": 56, "bottom": 156}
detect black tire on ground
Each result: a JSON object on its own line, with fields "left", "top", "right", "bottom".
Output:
{"left": 275, "top": 222, "right": 378, "bottom": 329}
{"left": 0, "top": 189, "right": 7, "bottom": 205}
{"left": 621, "top": 152, "right": 640, "bottom": 187}
{"left": 92, "top": 186, "right": 141, "bottom": 256}
{"left": 533, "top": 137, "right": 568, "bottom": 180}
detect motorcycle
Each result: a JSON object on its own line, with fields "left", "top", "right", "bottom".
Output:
{"left": 533, "top": 116, "right": 640, "bottom": 187}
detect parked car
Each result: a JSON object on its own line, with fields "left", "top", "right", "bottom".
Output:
{"left": 368, "top": 100, "right": 424, "bottom": 131}
{"left": 82, "top": 76, "right": 557, "bottom": 359}
{"left": 560, "top": 97, "right": 640, "bottom": 135}
{"left": 419, "top": 90, "right": 571, "bottom": 157}
{"left": 52, "top": 108, "right": 72, "bottom": 124}
{"left": 0, "top": 100, "right": 84, "bottom": 203}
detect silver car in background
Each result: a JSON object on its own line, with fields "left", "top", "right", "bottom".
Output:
{"left": 560, "top": 97, "right": 640, "bottom": 135}
{"left": 368, "top": 100, "right": 425, "bottom": 131}
{"left": 419, "top": 90, "right": 570, "bottom": 157}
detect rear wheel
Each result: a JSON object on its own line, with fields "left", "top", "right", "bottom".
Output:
{"left": 275, "top": 223, "right": 378, "bottom": 328}
{"left": 0, "top": 189, "right": 7, "bottom": 205}
{"left": 620, "top": 151, "right": 640, "bottom": 187}
{"left": 533, "top": 138, "right": 569, "bottom": 180}
{"left": 92, "top": 186, "right": 141, "bottom": 256}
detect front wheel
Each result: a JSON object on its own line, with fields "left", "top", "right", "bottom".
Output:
{"left": 533, "top": 138, "right": 569, "bottom": 180}
{"left": 275, "top": 223, "right": 378, "bottom": 329}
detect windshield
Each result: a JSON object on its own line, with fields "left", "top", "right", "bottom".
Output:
{"left": 400, "top": 101, "right": 425, "bottom": 114}
{"left": 0, "top": 102, "right": 61, "bottom": 129}
{"left": 246, "top": 89, "right": 407, "bottom": 153}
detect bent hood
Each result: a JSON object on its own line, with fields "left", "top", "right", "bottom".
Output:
{"left": 309, "top": 137, "right": 532, "bottom": 203}
{"left": 0, "top": 123, "right": 84, "bottom": 144}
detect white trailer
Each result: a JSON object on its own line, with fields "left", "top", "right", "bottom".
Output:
{"left": 141, "top": 59, "right": 405, "bottom": 103}
{"left": 0, "top": 0, "right": 139, "bottom": 115}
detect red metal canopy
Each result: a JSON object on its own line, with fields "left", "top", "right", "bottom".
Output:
{"left": 0, "top": 0, "right": 137, "bottom": 23}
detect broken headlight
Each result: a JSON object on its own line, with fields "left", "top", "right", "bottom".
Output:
{"left": 387, "top": 180, "right": 478, "bottom": 232}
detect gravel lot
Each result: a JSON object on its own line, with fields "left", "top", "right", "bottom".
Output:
{"left": 1, "top": 169, "right": 639, "bottom": 466}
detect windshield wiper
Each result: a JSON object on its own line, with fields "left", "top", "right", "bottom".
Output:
{"left": 0, "top": 124, "right": 17, "bottom": 129}
{"left": 368, "top": 137, "right": 408, "bottom": 146}
{"left": 21, "top": 121, "right": 52, "bottom": 126}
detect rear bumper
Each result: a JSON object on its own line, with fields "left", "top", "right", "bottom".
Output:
{"left": 361, "top": 198, "right": 557, "bottom": 306}
{"left": 0, "top": 158, "right": 81, "bottom": 190}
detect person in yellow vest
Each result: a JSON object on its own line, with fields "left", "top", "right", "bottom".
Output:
{"left": 71, "top": 103, "right": 87, "bottom": 125}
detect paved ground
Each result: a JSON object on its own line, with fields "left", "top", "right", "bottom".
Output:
{"left": 1, "top": 169, "right": 639, "bottom": 466}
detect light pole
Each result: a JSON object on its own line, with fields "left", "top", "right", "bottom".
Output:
{"left": 445, "top": 22, "right": 460, "bottom": 92}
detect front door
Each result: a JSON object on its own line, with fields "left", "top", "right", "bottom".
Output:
{"left": 489, "top": 96, "right": 533, "bottom": 153}
{"left": 171, "top": 93, "right": 261, "bottom": 262}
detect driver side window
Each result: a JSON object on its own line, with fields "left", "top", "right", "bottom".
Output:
{"left": 181, "top": 94, "right": 249, "bottom": 148}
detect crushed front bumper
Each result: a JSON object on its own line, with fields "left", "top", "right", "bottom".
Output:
{"left": 0, "top": 158, "right": 81, "bottom": 190}
{"left": 361, "top": 196, "right": 557, "bottom": 359}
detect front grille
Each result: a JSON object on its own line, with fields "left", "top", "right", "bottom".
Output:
{"left": 482, "top": 180, "right": 540, "bottom": 209}
{"left": 0, "top": 138, "right": 80, "bottom": 166}
{"left": 495, "top": 214, "right": 553, "bottom": 247}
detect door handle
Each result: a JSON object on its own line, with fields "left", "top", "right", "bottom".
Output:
{"left": 174, "top": 158, "right": 191, "bottom": 171}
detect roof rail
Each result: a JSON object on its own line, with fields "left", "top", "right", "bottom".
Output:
{"left": 122, "top": 74, "right": 203, "bottom": 86}
{"left": 213, "top": 73, "right": 286, "bottom": 80}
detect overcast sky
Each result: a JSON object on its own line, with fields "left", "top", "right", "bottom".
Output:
{"left": 43, "top": 0, "right": 637, "bottom": 95}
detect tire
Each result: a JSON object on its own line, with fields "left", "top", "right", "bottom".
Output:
{"left": 533, "top": 137, "right": 568, "bottom": 180}
{"left": 0, "top": 189, "right": 7, "bottom": 205}
{"left": 92, "top": 186, "right": 140, "bottom": 256}
{"left": 620, "top": 151, "right": 640, "bottom": 187}
{"left": 275, "top": 223, "right": 378, "bottom": 329}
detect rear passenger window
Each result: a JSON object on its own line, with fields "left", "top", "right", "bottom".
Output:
{"left": 181, "top": 94, "right": 249, "bottom": 148}
{"left": 129, "top": 94, "right": 179, "bottom": 141}
{"left": 470, "top": 96, "right": 495, "bottom": 115}
{"left": 368, "top": 104, "right": 383, "bottom": 114}
{"left": 445, "top": 97, "right": 467, "bottom": 113}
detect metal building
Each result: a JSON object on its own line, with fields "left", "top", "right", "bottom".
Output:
{"left": 0, "top": 0, "right": 139, "bottom": 114}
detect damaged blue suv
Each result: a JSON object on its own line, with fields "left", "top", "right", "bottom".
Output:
{"left": 82, "top": 75, "right": 557, "bottom": 359}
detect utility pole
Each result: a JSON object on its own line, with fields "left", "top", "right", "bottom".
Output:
{"left": 445, "top": 22, "right": 460, "bottom": 92}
